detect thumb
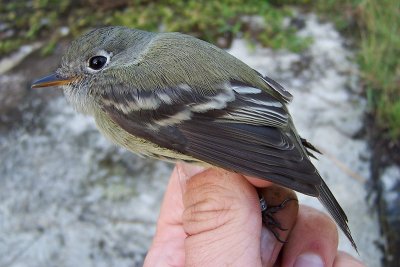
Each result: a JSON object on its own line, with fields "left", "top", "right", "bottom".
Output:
{"left": 181, "top": 168, "right": 264, "bottom": 266}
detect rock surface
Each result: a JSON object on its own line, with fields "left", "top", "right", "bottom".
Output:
{"left": 0, "top": 14, "right": 382, "bottom": 266}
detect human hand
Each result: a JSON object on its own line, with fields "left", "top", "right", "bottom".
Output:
{"left": 144, "top": 162, "right": 365, "bottom": 267}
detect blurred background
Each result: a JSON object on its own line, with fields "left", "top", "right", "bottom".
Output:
{"left": 0, "top": 1, "right": 399, "bottom": 266}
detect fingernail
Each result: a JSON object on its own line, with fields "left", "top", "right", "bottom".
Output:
{"left": 294, "top": 253, "right": 324, "bottom": 267}
{"left": 176, "top": 162, "right": 205, "bottom": 193}
{"left": 177, "top": 162, "right": 205, "bottom": 178}
{"left": 260, "top": 227, "right": 278, "bottom": 265}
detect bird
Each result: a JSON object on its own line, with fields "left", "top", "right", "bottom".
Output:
{"left": 31, "top": 26, "right": 357, "bottom": 250}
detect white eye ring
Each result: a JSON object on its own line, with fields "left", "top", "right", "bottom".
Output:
{"left": 87, "top": 50, "right": 112, "bottom": 73}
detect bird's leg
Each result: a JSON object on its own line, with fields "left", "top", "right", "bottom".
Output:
{"left": 259, "top": 193, "right": 297, "bottom": 243}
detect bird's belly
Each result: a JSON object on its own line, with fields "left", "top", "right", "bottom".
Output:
{"left": 94, "top": 111, "right": 197, "bottom": 162}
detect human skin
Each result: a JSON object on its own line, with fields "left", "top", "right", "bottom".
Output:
{"left": 144, "top": 163, "right": 366, "bottom": 267}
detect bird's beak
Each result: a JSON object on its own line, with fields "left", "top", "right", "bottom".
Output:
{"left": 31, "top": 73, "right": 74, "bottom": 88}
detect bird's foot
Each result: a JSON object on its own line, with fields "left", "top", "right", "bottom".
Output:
{"left": 259, "top": 195, "right": 297, "bottom": 243}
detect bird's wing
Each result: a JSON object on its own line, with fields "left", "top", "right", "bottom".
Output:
{"left": 99, "top": 78, "right": 356, "bottom": 250}
{"left": 100, "top": 79, "right": 320, "bottom": 195}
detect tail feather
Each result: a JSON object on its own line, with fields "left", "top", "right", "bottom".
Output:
{"left": 301, "top": 137, "right": 322, "bottom": 154}
{"left": 317, "top": 179, "right": 358, "bottom": 251}
{"left": 299, "top": 138, "right": 357, "bottom": 250}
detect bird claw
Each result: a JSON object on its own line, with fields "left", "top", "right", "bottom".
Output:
{"left": 259, "top": 196, "right": 297, "bottom": 243}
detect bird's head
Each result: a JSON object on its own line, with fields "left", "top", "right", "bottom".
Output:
{"left": 31, "top": 26, "right": 155, "bottom": 114}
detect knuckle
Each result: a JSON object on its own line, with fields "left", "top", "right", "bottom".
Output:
{"left": 182, "top": 183, "right": 236, "bottom": 236}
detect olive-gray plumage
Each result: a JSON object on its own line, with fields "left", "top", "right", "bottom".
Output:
{"left": 32, "top": 26, "right": 356, "bottom": 250}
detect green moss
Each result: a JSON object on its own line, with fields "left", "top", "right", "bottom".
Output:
{"left": 358, "top": 0, "right": 399, "bottom": 139}
{"left": 0, "top": 0, "right": 310, "bottom": 57}
{"left": 0, "top": 39, "right": 23, "bottom": 55}
{"left": 380, "top": 100, "right": 400, "bottom": 139}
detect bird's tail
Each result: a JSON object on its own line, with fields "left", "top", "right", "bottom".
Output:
{"left": 317, "top": 179, "right": 358, "bottom": 252}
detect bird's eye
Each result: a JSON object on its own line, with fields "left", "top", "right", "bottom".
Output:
{"left": 88, "top": 56, "right": 108, "bottom": 70}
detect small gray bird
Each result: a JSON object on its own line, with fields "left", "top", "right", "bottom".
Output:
{"left": 32, "top": 26, "right": 357, "bottom": 250}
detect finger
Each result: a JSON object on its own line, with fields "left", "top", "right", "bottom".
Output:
{"left": 182, "top": 168, "right": 263, "bottom": 266}
{"left": 144, "top": 165, "right": 198, "bottom": 267}
{"left": 246, "top": 175, "right": 274, "bottom": 188}
{"left": 258, "top": 186, "right": 298, "bottom": 266}
{"left": 281, "top": 205, "right": 339, "bottom": 267}
{"left": 176, "top": 161, "right": 206, "bottom": 193}
{"left": 334, "top": 251, "right": 365, "bottom": 267}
